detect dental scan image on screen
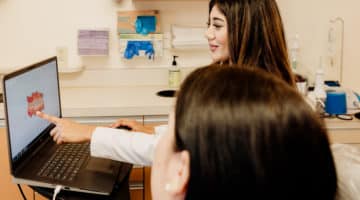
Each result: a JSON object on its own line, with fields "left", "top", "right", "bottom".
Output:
{"left": 5, "top": 60, "right": 60, "bottom": 160}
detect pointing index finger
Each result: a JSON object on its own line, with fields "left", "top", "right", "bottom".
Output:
{"left": 36, "top": 111, "right": 59, "bottom": 124}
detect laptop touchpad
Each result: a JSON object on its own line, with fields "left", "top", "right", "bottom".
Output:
{"left": 86, "top": 158, "right": 114, "bottom": 174}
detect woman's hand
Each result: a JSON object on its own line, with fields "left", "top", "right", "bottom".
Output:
{"left": 36, "top": 111, "right": 96, "bottom": 144}
{"left": 109, "top": 118, "right": 155, "bottom": 134}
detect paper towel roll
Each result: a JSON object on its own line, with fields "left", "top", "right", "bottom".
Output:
{"left": 171, "top": 25, "right": 208, "bottom": 49}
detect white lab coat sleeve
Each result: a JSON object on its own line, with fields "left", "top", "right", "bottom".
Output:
{"left": 90, "top": 125, "right": 168, "bottom": 166}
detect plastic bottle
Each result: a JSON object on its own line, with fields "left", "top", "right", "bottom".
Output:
{"left": 314, "top": 57, "right": 326, "bottom": 100}
{"left": 289, "top": 34, "right": 300, "bottom": 72}
{"left": 168, "top": 55, "right": 181, "bottom": 88}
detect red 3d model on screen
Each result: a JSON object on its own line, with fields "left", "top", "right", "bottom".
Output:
{"left": 27, "top": 91, "right": 45, "bottom": 117}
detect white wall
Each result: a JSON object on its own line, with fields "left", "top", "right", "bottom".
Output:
{"left": 1, "top": 0, "right": 359, "bottom": 92}
{"left": 277, "top": 0, "right": 360, "bottom": 92}
{"left": 0, "top": 0, "right": 211, "bottom": 71}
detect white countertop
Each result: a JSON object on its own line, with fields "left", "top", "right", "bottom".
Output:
{"left": 0, "top": 85, "right": 175, "bottom": 119}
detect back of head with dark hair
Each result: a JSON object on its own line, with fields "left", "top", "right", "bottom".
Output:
{"left": 174, "top": 65, "right": 337, "bottom": 199}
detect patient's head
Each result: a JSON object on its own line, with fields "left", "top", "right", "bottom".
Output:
{"left": 151, "top": 64, "right": 337, "bottom": 200}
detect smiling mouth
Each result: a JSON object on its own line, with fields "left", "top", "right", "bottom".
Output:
{"left": 209, "top": 45, "right": 218, "bottom": 52}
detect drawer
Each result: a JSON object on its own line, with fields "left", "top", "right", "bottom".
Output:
{"left": 130, "top": 187, "right": 144, "bottom": 200}
{"left": 129, "top": 165, "right": 144, "bottom": 185}
{"left": 129, "top": 166, "right": 144, "bottom": 200}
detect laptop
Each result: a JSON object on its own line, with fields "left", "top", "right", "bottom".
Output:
{"left": 2, "top": 56, "right": 125, "bottom": 195}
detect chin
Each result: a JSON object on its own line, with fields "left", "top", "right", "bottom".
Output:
{"left": 211, "top": 53, "right": 228, "bottom": 63}
{"left": 211, "top": 56, "right": 221, "bottom": 63}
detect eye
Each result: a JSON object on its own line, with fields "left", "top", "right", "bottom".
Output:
{"left": 207, "top": 21, "right": 223, "bottom": 30}
{"left": 213, "top": 24, "right": 223, "bottom": 29}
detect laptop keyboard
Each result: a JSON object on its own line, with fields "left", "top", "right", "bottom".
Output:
{"left": 37, "top": 143, "right": 90, "bottom": 181}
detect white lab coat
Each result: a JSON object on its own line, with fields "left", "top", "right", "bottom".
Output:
{"left": 90, "top": 125, "right": 168, "bottom": 166}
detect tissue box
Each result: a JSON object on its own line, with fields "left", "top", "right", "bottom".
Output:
{"left": 78, "top": 29, "right": 109, "bottom": 56}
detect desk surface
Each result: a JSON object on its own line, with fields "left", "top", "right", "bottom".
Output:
{"left": 325, "top": 117, "right": 360, "bottom": 144}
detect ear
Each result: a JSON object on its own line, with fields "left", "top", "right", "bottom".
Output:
{"left": 166, "top": 150, "right": 190, "bottom": 196}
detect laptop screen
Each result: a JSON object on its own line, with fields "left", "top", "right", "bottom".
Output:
{"left": 3, "top": 57, "right": 61, "bottom": 163}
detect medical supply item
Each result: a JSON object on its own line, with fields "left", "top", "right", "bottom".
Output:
{"left": 124, "top": 41, "right": 154, "bottom": 60}
{"left": 78, "top": 29, "right": 109, "bottom": 55}
{"left": 168, "top": 55, "right": 180, "bottom": 88}
{"left": 117, "top": 10, "right": 160, "bottom": 34}
{"left": 289, "top": 34, "right": 300, "bottom": 71}
{"left": 325, "top": 91, "right": 347, "bottom": 115}
{"left": 135, "top": 16, "right": 156, "bottom": 35}
{"left": 314, "top": 58, "right": 326, "bottom": 100}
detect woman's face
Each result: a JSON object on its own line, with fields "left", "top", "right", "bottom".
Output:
{"left": 205, "top": 5, "right": 229, "bottom": 63}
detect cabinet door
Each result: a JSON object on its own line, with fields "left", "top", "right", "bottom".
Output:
{"left": 129, "top": 165, "right": 145, "bottom": 200}
{"left": 0, "top": 128, "right": 36, "bottom": 199}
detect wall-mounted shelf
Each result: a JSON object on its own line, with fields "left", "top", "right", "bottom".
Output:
{"left": 0, "top": 65, "right": 84, "bottom": 75}
{"left": 58, "top": 65, "right": 84, "bottom": 73}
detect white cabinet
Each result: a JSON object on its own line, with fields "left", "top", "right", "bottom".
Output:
{"left": 326, "top": 118, "right": 360, "bottom": 147}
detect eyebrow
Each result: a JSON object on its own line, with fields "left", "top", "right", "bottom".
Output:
{"left": 212, "top": 17, "right": 225, "bottom": 23}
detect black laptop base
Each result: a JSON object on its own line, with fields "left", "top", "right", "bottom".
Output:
{"left": 31, "top": 162, "right": 132, "bottom": 200}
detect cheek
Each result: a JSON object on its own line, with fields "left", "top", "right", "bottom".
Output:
{"left": 219, "top": 31, "right": 229, "bottom": 59}
{"left": 218, "top": 31, "right": 228, "bottom": 47}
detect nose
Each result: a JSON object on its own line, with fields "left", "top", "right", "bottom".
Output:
{"left": 204, "top": 27, "right": 215, "bottom": 40}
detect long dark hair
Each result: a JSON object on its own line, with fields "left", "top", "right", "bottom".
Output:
{"left": 209, "top": 0, "right": 295, "bottom": 87}
{"left": 175, "top": 65, "right": 337, "bottom": 199}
